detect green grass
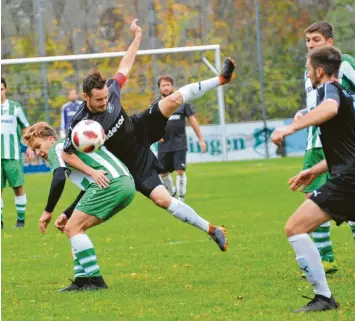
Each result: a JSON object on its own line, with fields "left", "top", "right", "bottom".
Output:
{"left": 2, "top": 158, "right": 355, "bottom": 321}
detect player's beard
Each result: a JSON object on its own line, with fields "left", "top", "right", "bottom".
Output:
{"left": 161, "top": 90, "right": 174, "bottom": 97}
{"left": 311, "top": 73, "right": 321, "bottom": 89}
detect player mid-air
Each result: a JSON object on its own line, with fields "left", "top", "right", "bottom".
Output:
{"left": 61, "top": 19, "right": 236, "bottom": 251}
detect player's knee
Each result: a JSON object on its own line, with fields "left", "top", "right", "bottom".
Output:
{"left": 165, "top": 92, "right": 183, "bottom": 107}
{"left": 284, "top": 221, "right": 296, "bottom": 237}
{"left": 176, "top": 170, "right": 184, "bottom": 176}
{"left": 64, "top": 223, "right": 84, "bottom": 238}
{"left": 160, "top": 172, "right": 169, "bottom": 178}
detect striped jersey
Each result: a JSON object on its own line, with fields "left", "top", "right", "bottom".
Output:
{"left": 48, "top": 140, "right": 131, "bottom": 190}
{"left": 1, "top": 100, "right": 30, "bottom": 160}
{"left": 305, "top": 53, "right": 355, "bottom": 150}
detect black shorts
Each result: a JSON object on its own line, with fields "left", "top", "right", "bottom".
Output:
{"left": 158, "top": 150, "right": 187, "bottom": 173}
{"left": 309, "top": 174, "right": 355, "bottom": 225}
{"left": 128, "top": 101, "right": 168, "bottom": 197}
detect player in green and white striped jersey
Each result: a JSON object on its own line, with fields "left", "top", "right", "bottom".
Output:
{"left": 23, "top": 122, "right": 135, "bottom": 291}
{"left": 1, "top": 77, "right": 35, "bottom": 228}
{"left": 293, "top": 21, "right": 355, "bottom": 274}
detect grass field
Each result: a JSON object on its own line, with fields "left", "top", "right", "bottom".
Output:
{"left": 2, "top": 158, "right": 355, "bottom": 321}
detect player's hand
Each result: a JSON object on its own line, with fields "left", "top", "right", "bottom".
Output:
{"left": 198, "top": 140, "right": 207, "bottom": 153}
{"left": 89, "top": 169, "right": 109, "bottom": 188}
{"left": 39, "top": 211, "right": 52, "bottom": 235}
{"left": 55, "top": 214, "right": 68, "bottom": 232}
{"left": 271, "top": 125, "right": 295, "bottom": 146}
{"left": 293, "top": 111, "right": 304, "bottom": 122}
{"left": 26, "top": 147, "right": 35, "bottom": 161}
{"left": 288, "top": 169, "right": 317, "bottom": 192}
{"left": 130, "top": 19, "right": 142, "bottom": 37}
{"left": 158, "top": 138, "right": 164, "bottom": 143}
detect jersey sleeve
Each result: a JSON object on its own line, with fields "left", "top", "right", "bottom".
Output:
{"left": 15, "top": 104, "right": 30, "bottom": 129}
{"left": 184, "top": 103, "right": 195, "bottom": 117}
{"left": 107, "top": 73, "right": 126, "bottom": 96}
{"left": 48, "top": 143, "right": 69, "bottom": 172}
{"left": 340, "top": 54, "right": 355, "bottom": 91}
{"left": 323, "top": 83, "right": 340, "bottom": 105}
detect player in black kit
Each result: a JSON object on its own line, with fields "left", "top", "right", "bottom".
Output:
{"left": 62, "top": 19, "right": 236, "bottom": 251}
{"left": 272, "top": 46, "right": 355, "bottom": 312}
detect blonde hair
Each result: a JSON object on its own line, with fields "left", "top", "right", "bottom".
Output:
{"left": 22, "top": 122, "right": 58, "bottom": 148}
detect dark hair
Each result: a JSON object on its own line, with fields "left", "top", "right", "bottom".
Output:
{"left": 308, "top": 46, "right": 342, "bottom": 77}
{"left": 1, "top": 77, "right": 7, "bottom": 89}
{"left": 305, "top": 21, "right": 334, "bottom": 40}
{"left": 82, "top": 69, "right": 106, "bottom": 96}
{"left": 157, "top": 75, "right": 174, "bottom": 87}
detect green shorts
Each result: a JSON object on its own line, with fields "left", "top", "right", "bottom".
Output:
{"left": 302, "top": 148, "right": 329, "bottom": 193}
{"left": 1, "top": 159, "right": 24, "bottom": 189}
{"left": 76, "top": 176, "right": 135, "bottom": 221}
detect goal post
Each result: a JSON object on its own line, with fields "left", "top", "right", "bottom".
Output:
{"left": 1, "top": 44, "right": 228, "bottom": 160}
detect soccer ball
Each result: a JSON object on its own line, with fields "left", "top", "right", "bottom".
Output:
{"left": 71, "top": 120, "right": 105, "bottom": 153}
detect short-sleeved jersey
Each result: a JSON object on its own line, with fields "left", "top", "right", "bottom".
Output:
{"left": 1, "top": 100, "right": 30, "bottom": 160}
{"left": 316, "top": 81, "right": 355, "bottom": 175}
{"left": 49, "top": 139, "right": 131, "bottom": 190}
{"left": 158, "top": 103, "right": 195, "bottom": 152}
{"left": 61, "top": 100, "right": 82, "bottom": 131}
{"left": 63, "top": 79, "right": 148, "bottom": 175}
{"left": 305, "top": 53, "right": 355, "bottom": 150}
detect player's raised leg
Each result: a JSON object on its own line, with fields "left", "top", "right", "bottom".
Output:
{"left": 349, "top": 221, "right": 355, "bottom": 242}
{"left": 285, "top": 200, "right": 339, "bottom": 312}
{"left": 158, "top": 58, "right": 235, "bottom": 118}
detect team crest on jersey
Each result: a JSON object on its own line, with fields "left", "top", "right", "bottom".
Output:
{"left": 107, "top": 102, "right": 114, "bottom": 113}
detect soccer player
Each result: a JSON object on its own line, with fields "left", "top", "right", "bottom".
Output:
{"left": 62, "top": 19, "right": 235, "bottom": 252}
{"left": 271, "top": 46, "right": 355, "bottom": 312}
{"left": 1, "top": 76, "right": 34, "bottom": 228}
{"left": 60, "top": 88, "right": 82, "bottom": 138}
{"left": 157, "top": 75, "right": 206, "bottom": 202}
{"left": 23, "top": 122, "right": 135, "bottom": 291}
{"left": 293, "top": 21, "right": 355, "bottom": 272}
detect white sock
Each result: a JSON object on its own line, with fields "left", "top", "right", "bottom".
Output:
{"left": 167, "top": 198, "right": 209, "bottom": 232}
{"left": 15, "top": 194, "right": 27, "bottom": 221}
{"left": 177, "top": 77, "right": 220, "bottom": 103}
{"left": 176, "top": 173, "right": 187, "bottom": 198}
{"left": 70, "top": 234, "right": 101, "bottom": 276}
{"left": 288, "top": 233, "right": 331, "bottom": 298}
{"left": 160, "top": 174, "right": 176, "bottom": 196}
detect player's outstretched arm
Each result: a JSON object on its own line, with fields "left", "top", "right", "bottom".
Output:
{"left": 116, "top": 19, "right": 142, "bottom": 77}
{"left": 272, "top": 99, "right": 338, "bottom": 146}
{"left": 62, "top": 151, "right": 109, "bottom": 188}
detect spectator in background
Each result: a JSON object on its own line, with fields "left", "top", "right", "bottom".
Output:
{"left": 60, "top": 89, "right": 82, "bottom": 138}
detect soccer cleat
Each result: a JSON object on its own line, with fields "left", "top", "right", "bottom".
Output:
{"left": 209, "top": 225, "right": 228, "bottom": 251}
{"left": 219, "top": 57, "right": 236, "bottom": 85}
{"left": 1, "top": 221, "right": 3, "bottom": 229}
{"left": 57, "top": 276, "right": 108, "bottom": 292}
{"left": 295, "top": 295, "right": 339, "bottom": 313}
{"left": 301, "top": 260, "right": 338, "bottom": 278}
{"left": 14, "top": 220, "right": 25, "bottom": 228}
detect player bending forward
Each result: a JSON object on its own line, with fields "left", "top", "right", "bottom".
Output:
{"left": 23, "top": 122, "right": 135, "bottom": 291}
{"left": 272, "top": 46, "right": 355, "bottom": 312}
{"left": 62, "top": 19, "right": 235, "bottom": 251}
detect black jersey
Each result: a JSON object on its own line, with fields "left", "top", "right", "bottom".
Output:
{"left": 63, "top": 79, "right": 142, "bottom": 173}
{"left": 316, "top": 81, "right": 355, "bottom": 175}
{"left": 158, "top": 103, "right": 195, "bottom": 152}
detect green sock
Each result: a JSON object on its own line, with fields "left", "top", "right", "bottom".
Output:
{"left": 70, "top": 234, "right": 101, "bottom": 277}
{"left": 15, "top": 195, "right": 26, "bottom": 221}
{"left": 312, "top": 222, "right": 335, "bottom": 262}
{"left": 73, "top": 254, "right": 87, "bottom": 279}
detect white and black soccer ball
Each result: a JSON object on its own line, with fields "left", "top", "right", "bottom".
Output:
{"left": 71, "top": 120, "right": 105, "bottom": 153}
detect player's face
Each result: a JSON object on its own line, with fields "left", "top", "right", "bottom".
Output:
{"left": 159, "top": 80, "right": 174, "bottom": 97}
{"left": 32, "top": 136, "right": 56, "bottom": 160}
{"left": 84, "top": 86, "right": 109, "bottom": 113}
{"left": 306, "top": 32, "right": 333, "bottom": 52}
{"left": 306, "top": 58, "right": 322, "bottom": 89}
{"left": 1, "top": 83, "right": 6, "bottom": 101}
{"left": 68, "top": 90, "right": 78, "bottom": 102}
